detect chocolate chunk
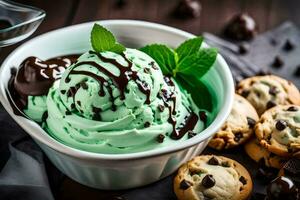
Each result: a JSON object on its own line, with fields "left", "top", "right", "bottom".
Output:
{"left": 76, "top": 101, "right": 81, "bottom": 106}
{"left": 149, "top": 61, "right": 158, "bottom": 70}
{"left": 65, "top": 77, "right": 71, "bottom": 83}
{"left": 266, "top": 100, "right": 277, "bottom": 109}
{"left": 269, "top": 86, "right": 278, "bottom": 96}
{"left": 158, "top": 105, "right": 165, "bottom": 112}
{"left": 294, "top": 66, "right": 300, "bottom": 77}
{"left": 283, "top": 39, "right": 295, "bottom": 51}
{"left": 144, "top": 122, "right": 150, "bottom": 128}
{"left": 272, "top": 56, "right": 284, "bottom": 68}
{"left": 221, "top": 161, "right": 230, "bottom": 168}
{"left": 201, "top": 174, "right": 215, "bottom": 188}
{"left": 61, "top": 90, "right": 66, "bottom": 95}
{"left": 180, "top": 179, "right": 192, "bottom": 190}
{"left": 276, "top": 120, "right": 287, "bottom": 131}
{"left": 80, "top": 81, "right": 88, "bottom": 90}
{"left": 287, "top": 106, "right": 298, "bottom": 112}
{"left": 266, "top": 176, "right": 298, "bottom": 200}
{"left": 234, "top": 132, "right": 243, "bottom": 142}
{"left": 247, "top": 117, "right": 256, "bottom": 128}
{"left": 239, "top": 176, "right": 247, "bottom": 185}
{"left": 188, "top": 131, "right": 196, "bottom": 138}
{"left": 156, "top": 134, "right": 165, "bottom": 143}
{"left": 10, "top": 67, "right": 17, "bottom": 76}
{"left": 199, "top": 111, "right": 207, "bottom": 123}
{"left": 223, "top": 13, "right": 258, "bottom": 41}
{"left": 238, "top": 43, "right": 249, "bottom": 54}
{"left": 173, "top": 0, "right": 201, "bottom": 19}
{"left": 207, "top": 157, "right": 219, "bottom": 165}
{"left": 65, "top": 110, "right": 72, "bottom": 115}
{"left": 241, "top": 90, "right": 250, "bottom": 98}
{"left": 70, "top": 103, "right": 75, "bottom": 109}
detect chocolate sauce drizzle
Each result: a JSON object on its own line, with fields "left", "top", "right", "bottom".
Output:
{"left": 65, "top": 51, "right": 151, "bottom": 112}
{"left": 160, "top": 76, "right": 199, "bottom": 140}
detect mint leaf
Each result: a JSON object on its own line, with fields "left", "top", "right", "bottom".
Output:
{"left": 91, "top": 24, "right": 125, "bottom": 53}
{"left": 140, "top": 44, "right": 176, "bottom": 75}
{"left": 176, "top": 37, "right": 203, "bottom": 62}
{"left": 175, "top": 48, "right": 217, "bottom": 77}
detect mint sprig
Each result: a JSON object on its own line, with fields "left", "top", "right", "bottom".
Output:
{"left": 91, "top": 24, "right": 125, "bottom": 54}
{"left": 140, "top": 37, "right": 217, "bottom": 79}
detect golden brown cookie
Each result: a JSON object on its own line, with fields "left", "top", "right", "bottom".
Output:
{"left": 209, "top": 94, "right": 259, "bottom": 150}
{"left": 255, "top": 105, "right": 300, "bottom": 157}
{"left": 174, "top": 155, "right": 252, "bottom": 200}
{"left": 244, "top": 137, "right": 287, "bottom": 169}
{"left": 236, "top": 75, "right": 300, "bottom": 115}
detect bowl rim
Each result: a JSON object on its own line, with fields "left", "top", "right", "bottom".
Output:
{"left": 0, "top": 20, "right": 234, "bottom": 160}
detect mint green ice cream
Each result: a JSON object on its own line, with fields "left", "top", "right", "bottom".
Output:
{"left": 43, "top": 48, "right": 207, "bottom": 154}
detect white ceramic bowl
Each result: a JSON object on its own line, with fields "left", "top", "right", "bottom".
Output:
{"left": 0, "top": 20, "right": 234, "bottom": 190}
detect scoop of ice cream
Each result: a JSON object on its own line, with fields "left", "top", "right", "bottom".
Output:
{"left": 45, "top": 49, "right": 206, "bottom": 153}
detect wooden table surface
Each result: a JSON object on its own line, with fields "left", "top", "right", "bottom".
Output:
{"left": 1, "top": 0, "right": 300, "bottom": 199}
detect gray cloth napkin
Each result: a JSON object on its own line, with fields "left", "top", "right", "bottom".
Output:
{"left": 0, "top": 22, "right": 299, "bottom": 200}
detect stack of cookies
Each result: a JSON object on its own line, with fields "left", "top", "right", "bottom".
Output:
{"left": 173, "top": 75, "right": 300, "bottom": 200}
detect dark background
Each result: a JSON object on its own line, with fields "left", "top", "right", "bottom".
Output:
{"left": 1, "top": 0, "right": 300, "bottom": 199}
{"left": 1, "top": 0, "right": 300, "bottom": 63}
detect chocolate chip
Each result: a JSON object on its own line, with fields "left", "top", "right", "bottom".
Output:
{"left": 65, "top": 77, "right": 71, "bottom": 83}
{"left": 294, "top": 66, "right": 300, "bottom": 77}
{"left": 199, "top": 111, "right": 207, "bottom": 123}
{"left": 92, "top": 106, "right": 101, "bottom": 113}
{"left": 221, "top": 161, "right": 230, "bottom": 167}
{"left": 239, "top": 176, "right": 247, "bottom": 185}
{"left": 234, "top": 132, "right": 243, "bottom": 142}
{"left": 247, "top": 117, "right": 256, "bottom": 128}
{"left": 76, "top": 101, "right": 81, "bottom": 106}
{"left": 207, "top": 157, "right": 219, "bottom": 165}
{"left": 276, "top": 120, "right": 287, "bottom": 131}
{"left": 173, "top": 0, "right": 201, "bottom": 19}
{"left": 144, "top": 122, "right": 150, "bottom": 128}
{"left": 65, "top": 110, "right": 72, "bottom": 115}
{"left": 238, "top": 43, "right": 249, "bottom": 54}
{"left": 80, "top": 81, "right": 88, "bottom": 90}
{"left": 241, "top": 90, "right": 250, "bottom": 98}
{"left": 180, "top": 179, "right": 192, "bottom": 190}
{"left": 283, "top": 39, "right": 295, "bottom": 51}
{"left": 272, "top": 56, "right": 284, "bottom": 68}
{"left": 156, "top": 134, "right": 165, "bottom": 143}
{"left": 61, "top": 90, "right": 66, "bottom": 94}
{"left": 149, "top": 61, "right": 158, "bottom": 70}
{"left": 269, "top": 86, "right": 278, "bottom": 96}
{"left": 266, "top": 100, "right": 277, "bottom": 109}
{"left": 287, "top": 106, "right": 298, "bottom": 112}
{"left": 201, "top": 174, "right": 215, "bottom": 188}
{"left": 188, "top": 131, "right": 196, "bottom": 138}
{"left": 70, "top": 103, "right": 75, "bottom": 109}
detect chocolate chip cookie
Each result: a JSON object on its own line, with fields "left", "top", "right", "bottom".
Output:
{"left": 236, "top": 75, "right": 300, "bottom": 115}
{"left": 209, "top": 94, "right": 259, "bottom": 150}
{"left": 255, "top": 105, "right": 300, "bottom": 157}
{"left": 244, "top": 138, "right": 287, "bottom": 169}
{"left": 174, "top": 155, "right": 252, "bottom": 200}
